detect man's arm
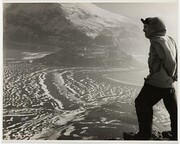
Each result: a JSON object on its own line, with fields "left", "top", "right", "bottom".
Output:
{"left": 149, "top": 42, "right": 165, "bottom": 74}
{"left": 169, "top": 37, "right": 178, "bottom": 81}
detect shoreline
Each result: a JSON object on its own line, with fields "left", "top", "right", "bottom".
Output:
{"left": 105, "top": 76, "right": 143, "bottom": 87}
{"left": 103, "top": 69, "right": 148, "bottom": 88}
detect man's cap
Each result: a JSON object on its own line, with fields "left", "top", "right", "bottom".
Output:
{"left": 141, "top": 18, "right": 150, "bottom": 25}
{"left": 141, "top": 17, "right": 166, "bottom": 32}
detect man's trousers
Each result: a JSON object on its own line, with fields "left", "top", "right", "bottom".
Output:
{"left": 135, "top": 83, "right": 177, "bottom": 140}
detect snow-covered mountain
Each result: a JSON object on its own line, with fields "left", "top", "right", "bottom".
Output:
{"left": 60, "top": 3, "right": 133, "bottom": 38}
{"left": 3, "top": 3, "right": 147, "bottom": 67}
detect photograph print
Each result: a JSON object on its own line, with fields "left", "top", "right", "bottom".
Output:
{"left": 3, "top": 2, "right": 178, "bottom": 141}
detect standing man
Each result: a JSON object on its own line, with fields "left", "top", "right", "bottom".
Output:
{"left": 124, "top": 17, "right": 177, "bottom": 140}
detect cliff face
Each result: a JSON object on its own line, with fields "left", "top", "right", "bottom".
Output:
{"left": 3, "top": 3, "right": 147, "bottom": 68}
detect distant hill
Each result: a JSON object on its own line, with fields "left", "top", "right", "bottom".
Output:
{"left": 3, "top": 3, "right": 147, "bottom": 68}
{"left": 34, "top": 46, "right": 143, "bottom": 68}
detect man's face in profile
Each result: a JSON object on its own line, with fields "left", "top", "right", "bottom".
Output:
{"left": 143, "top": 24, "right": 154, "bottom": 38}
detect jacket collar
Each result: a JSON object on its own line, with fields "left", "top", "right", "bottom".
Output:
{"left": 149, "top": 30, "right": 166, "bottom": 42}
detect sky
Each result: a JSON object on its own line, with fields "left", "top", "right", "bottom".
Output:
{"left": 95, "top": 2, "right": 178, "bottom": 42}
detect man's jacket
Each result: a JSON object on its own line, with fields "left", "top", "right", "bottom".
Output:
{"left": 145, "top": 35, "right": 177, "bottom": 88}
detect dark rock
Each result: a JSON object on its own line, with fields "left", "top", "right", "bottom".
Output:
{"left": 123, "top": 131, "right": 174, "bottom": 140}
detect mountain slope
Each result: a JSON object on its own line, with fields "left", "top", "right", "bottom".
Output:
{"left": 3, "top": 3, "right": 147, "bottom": 68}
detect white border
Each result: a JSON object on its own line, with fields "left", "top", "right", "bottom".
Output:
{"left": 0, "top": 0, "right": 3, "bottom": 143}
{"left": 2, "top": 0, "right": 179, "bottom": 3}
